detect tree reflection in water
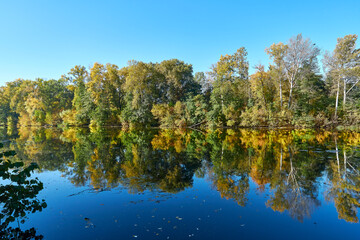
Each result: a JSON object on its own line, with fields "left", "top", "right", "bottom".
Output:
{"left": 3, "top": 127, "right": 360, "bottom": 223}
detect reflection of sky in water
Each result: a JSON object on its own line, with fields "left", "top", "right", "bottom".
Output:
{"left": 18, "top": 169, "right": 360, "bottom": 240}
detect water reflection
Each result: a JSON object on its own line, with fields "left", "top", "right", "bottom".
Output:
{"left": 2, "top": 127, "right": 360, "bottom": 224}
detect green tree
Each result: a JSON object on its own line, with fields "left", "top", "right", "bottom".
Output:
{"left": 121, "top": 61, "right": 163, "bottom": 127}
{"left": 323, "top": 34, "right": 360, "bottom": 120}
{"left": 208, "top": 47, "right": 250, "bottom": 127}
{"left": 62, "top": 65, "right": 94, "bottom": 126}
{"left": 266, "top": 42, "right": 288, "bottom": 108}
{"left": 87, "top": 63, "right": 121, "bottom": 126}
{"left": 156, "top": 59, "right": 200, "bottom": 103}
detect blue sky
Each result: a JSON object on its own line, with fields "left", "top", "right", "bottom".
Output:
{"left": 0, "top": 0, "right": 359, "bottom": 86}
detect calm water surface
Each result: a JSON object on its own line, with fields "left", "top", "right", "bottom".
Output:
{"left": 1, "top": 127, "right": 360, "bottom": 239}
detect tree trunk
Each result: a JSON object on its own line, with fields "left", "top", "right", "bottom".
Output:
{"left": 335, "top": 79, "right": 340, "bottom": 120}
{"left": 118, "top": 92, "right": 122, "bottom": 111}
{"left": 335, "top": 138, "right": 340, "bottom": 175}
{"left": 221, "top": 94, "right": 224, "bottom": 108}
{"left": 279, "top": 78, "right": 283, "bottom": 108}
{"left": 288, "top": 82, "right": 293, "bottom": 109}
{"left": 343, "top": 150, "right": 347, "bottom": 181}
{"left": 280, "top": 147, "right": 283, "bottom": 171}
{"left": 343, "top": 78, "right": 346, "bottom": 109}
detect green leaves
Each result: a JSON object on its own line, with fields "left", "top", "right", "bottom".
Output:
{"left": 0, "top": 34, "right": 358, "bottom": 129}
{"left": 4, "top": 150, "right": 16, "bottom": 157}
{"left": 208, "top": 47, "right": 250, "bottom": 127}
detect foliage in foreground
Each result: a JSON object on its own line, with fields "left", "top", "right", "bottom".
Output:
{"left": 0, "top": 143, "right": 47, "bottom": 239}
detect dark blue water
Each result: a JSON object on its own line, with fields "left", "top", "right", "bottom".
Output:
{"left": 1, "top": 127, "right": 360, "bottom": 239}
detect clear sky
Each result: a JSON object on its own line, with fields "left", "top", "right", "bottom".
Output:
{"left": 0, "top": 0, "right": 359, "bottom": 86}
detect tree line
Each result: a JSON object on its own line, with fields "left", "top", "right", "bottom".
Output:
{"left": 0, "top": 34, "right": 359, "bottom": 128}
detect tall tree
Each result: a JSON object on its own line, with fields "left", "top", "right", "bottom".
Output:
{"left": 250, "top": 64, "right": 275, "bottom": 112}
{"left": 87, "top": 63, "right": 122, "bottom": 126}
{"left": 64, "top": 65, "right": 94, "bottom": 125}
{"left": 156, "top": 59, "right": 199, "bottom": 103}
{"left": 266, "top": 42, "right": 288, "bottom": 108}
{"left": 284, "top": 34, "right": 320, "bottom": 109}
{"left": 121, "top": 61, "right": 163, "bottom": 126}
{"left": 208, "top": 47, "right": 250, "bottom": 127}
{"left": 194, "top": 71, "right": 212, "bottom": 97}
{"left": 323, "top": 34, "right": 360, "bottom": 119}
